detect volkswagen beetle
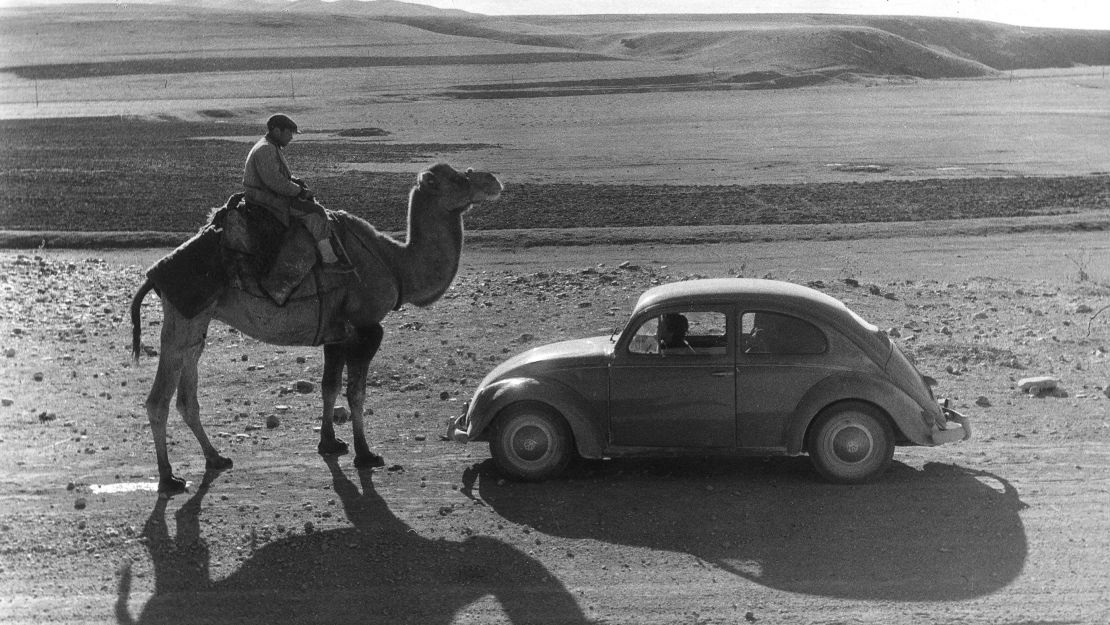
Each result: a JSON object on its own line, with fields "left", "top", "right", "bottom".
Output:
{"left": 450, "top": 278, "right": 970, "bottom": 483}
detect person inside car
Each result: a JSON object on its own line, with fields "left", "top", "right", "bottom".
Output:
{"left": 657, "top": 313, "right": 696, "bottom": 353}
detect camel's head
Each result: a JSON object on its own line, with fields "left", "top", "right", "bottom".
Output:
{"left": 416, "top": 163, "right": 503, "bottom": 214}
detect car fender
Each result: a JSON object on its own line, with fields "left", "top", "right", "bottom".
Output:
{"left": 784, "top": 372, "right": 935, "bottom": 453}
{"left": 465, "top": 377, "right": 607, "bottom": 458}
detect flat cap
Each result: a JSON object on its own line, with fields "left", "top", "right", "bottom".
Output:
{"left": 266, "top": 113, "right": 298, "bottom": 132}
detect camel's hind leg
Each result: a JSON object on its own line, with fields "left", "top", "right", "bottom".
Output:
{"left": 147, "top": 348, "right": 187, "bottom": 494}
{"left": 145, "top": 305, "right": 220, "bottom": 494}
{"left": 316, "top": 343, "right": 349, "bottom": 456}
{"left": 347, "top": 323, "right": 385, "bottom": 469}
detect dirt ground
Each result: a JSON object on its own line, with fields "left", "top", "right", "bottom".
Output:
{"left": 1, "top": 226, "right": 1108, "bottom": 625}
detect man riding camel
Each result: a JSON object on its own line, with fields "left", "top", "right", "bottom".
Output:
{"left": 243, "top": 113, "right": 341, "bottom": 264}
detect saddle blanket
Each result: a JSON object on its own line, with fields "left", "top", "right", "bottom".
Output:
{"left": 144, "top": 195, "right": 352, "bottom": 342}
{"left": 145, "top": 225, "right": 226, "bottom": 319}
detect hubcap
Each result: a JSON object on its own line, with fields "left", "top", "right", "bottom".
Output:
{"left": 831, "top": 424, "right": 873, "bottom": 463}
{"left": 511, "top": 424, "right": 550, "bottom": 462}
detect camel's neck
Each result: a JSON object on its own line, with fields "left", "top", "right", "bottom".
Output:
{"left": 398, "top": 188, "right": 465, "bottom": 307}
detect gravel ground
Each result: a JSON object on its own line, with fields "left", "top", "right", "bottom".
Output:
{"left": 1, "top": 229, "right": 1108, "bottom": 624}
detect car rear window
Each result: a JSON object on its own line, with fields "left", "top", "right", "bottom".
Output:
{"left": 741, "top": 311, "right": 828, "bottom": 355}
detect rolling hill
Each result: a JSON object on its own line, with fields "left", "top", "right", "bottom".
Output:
{"left": 371, "top": 11, "right": 1110, "bottom": 81}
{"left": 0, "top": 1, "right": 1108, "bottom": 90}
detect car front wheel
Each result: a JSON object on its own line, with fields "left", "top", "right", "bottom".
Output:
{"left": 807, "top": 402, "right": 894, "bottom": 484}
{"left": 490, "top": 403, "right": 573, "bottom": 481}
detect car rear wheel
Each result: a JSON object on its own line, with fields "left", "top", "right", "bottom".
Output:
{"left": 490, "top": 403, "right": 573, "bottom": 481}
{"left": 807, "top": 402, "right": 894, "bottom": 484}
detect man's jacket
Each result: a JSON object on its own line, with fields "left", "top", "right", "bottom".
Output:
{"left": 243, "top": 136, "right": 303, "bottom": 226}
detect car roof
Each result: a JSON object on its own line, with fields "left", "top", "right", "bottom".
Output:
{"left": 633, "top": 278, "right": 878, "bottom": 332}
{"left": 635, "top": 278, "right": 834, "bottom": 309}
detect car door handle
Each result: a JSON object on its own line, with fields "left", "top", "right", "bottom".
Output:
{"left": 711, "top": 370, "right": 732, "bottom": 377}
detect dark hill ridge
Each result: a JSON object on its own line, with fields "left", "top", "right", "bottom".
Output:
{"left": 285, "top": 0, "right": 475, "bottom": 17}
{"left": 172, "top": 0, "right": 476, "bottom": 15}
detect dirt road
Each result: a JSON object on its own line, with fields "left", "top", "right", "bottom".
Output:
{"left": 1, "top": 229, "right": 1108, "bottom": 624}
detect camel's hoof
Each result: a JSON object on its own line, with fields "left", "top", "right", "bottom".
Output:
{"left": 158, "top": 475, "right": 188, "bottom": 497}
{"left": 318, "top": 438, "right": 349, "bottom": 456}
{"left": 206, "top": 455, "right": 233, "bottom": 472}
{"left": 354, "top": 452, "right": 385, "bottom": 469}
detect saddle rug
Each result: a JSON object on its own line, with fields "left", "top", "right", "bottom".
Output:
{"left": 144, "top": 195, "right": 353, "bottom": 344}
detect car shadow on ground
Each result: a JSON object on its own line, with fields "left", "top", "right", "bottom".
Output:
{"left": 116, "top": 459, "right": 591, "bottom": 625}
{"left": 467, "top": 456, "right": 1028, "bottom": 602}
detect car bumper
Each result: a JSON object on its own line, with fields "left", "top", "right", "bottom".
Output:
{"left": 447, "top": 412, "right": 470, "bottom": 444}
{"left": 931, "top": 404, "right": 971, "bottom": 444}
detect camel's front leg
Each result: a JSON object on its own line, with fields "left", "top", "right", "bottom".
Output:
{"left": 347, "top": 324, "right": 385, "bottom": 469}
{"left": 177, "top": 341, "right": 232, "bottom": 474}
{"left": 317, "top": 343, "right": 349, "bottom": 456}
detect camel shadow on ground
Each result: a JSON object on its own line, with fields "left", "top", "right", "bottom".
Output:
{"left": 117, "top": 460, "right": 590, "bottom": 625}
{"left": 469, "top": 456, "right": 1028, "bottom": 602}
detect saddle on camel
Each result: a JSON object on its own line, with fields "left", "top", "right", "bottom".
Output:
{"left": 132, "top": 163, "right": 504, "bottom": 494}
{"left": 143, "top": 191, "right": 356, "bottom": 339}
{"left": 144, "top": 112, "right": 356, "bottom": 342}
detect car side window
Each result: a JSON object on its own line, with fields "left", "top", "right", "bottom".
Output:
{"left": 741, "top": 311, "right": 827, "bottom": 355}
{"left": 627, "top": 311, "right": 728, "bottom": 356}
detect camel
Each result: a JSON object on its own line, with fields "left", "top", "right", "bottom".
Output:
{"left": 130, "top": 163, "right": 502, "bottom": 495}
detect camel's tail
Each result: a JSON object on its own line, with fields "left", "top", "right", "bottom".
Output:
{"left": 131, "top": 278, "right": 156, "bottom": 361}
{"left": 115, "top": 561, "right": 136, "bottom": 625}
